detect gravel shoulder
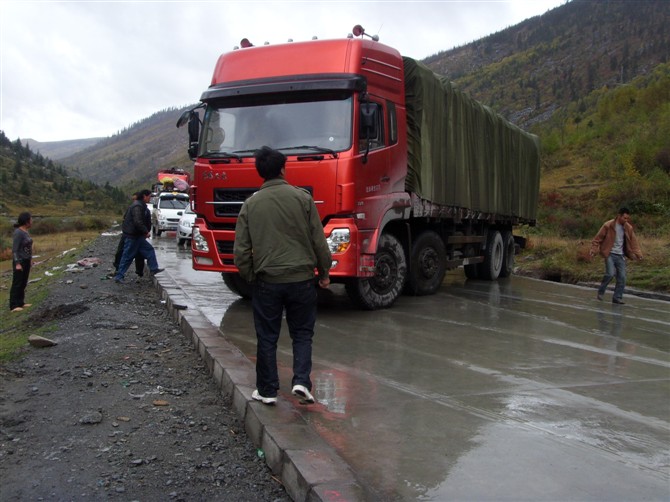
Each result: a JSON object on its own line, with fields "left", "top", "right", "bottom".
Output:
{"left": 0, "top": 232, "right": 290, "bottom": 501}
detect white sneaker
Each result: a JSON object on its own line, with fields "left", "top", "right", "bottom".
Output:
{"left": 252, "top": 390, "right": 277, "bottom": 405}
{"left": 292, "top": 384, "right": 315, "bottom": 404}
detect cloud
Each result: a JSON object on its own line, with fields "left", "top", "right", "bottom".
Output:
{"left": 0, "top": 0, "right": 565, "bottom": 142}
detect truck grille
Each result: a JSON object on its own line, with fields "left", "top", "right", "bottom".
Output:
{"left": 211, "top": 186, "right": 313, "bottom": 268}
{"left": 216, "top": 240, "right": 235, "bottom": 265}
{"left": 216, "top": 240, "right": 234, "bottom": 254}
{"left": 213, "top": 189, "right": 258, "bottom": 217}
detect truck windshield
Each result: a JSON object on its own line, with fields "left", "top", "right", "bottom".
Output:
{"left": 200, "top": 93, "right": 353, "bottom": 157}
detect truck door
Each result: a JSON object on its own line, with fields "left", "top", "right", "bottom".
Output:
{"left": 357, "top": 100, "right": 392, "bottom": 230}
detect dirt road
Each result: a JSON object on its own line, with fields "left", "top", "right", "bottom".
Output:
{"left": 0, "top": 233, "right": 289, "bottom": 501}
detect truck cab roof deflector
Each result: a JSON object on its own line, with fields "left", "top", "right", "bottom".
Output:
{"left": 201, "top": 73, "right": 366, "bottom": 100}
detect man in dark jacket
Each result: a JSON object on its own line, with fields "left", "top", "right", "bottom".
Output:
{"left": 590, "top": 207, "right": 643, "bottom": 304}
{"left": 234, "top": 146, "right": 332, "bottom": 405}
{"left": 114, "top": 189, "right": 164, "bottom": 284}
{"left": 113, "top": 193, "right": 147, "bottom": 278}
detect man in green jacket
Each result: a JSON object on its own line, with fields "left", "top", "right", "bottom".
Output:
{"left": 590, "top": 207, "right": 643, "bottom": 304}
{"left": 234, "top": 146, "right": 332, "bottom": 405}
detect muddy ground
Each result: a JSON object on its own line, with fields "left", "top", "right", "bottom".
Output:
{"left": 0, "top": 233, "right": 290, "bottom": 501}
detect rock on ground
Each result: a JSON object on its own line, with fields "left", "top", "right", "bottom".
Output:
{"left": 0, "top": 233, "right": 289, "bottom": 501}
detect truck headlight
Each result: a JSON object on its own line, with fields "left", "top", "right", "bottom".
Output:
{"left": 192, "top": 227, "right": 209, "bottom": 252}
{"left": 327, "top": 228, "right": 350, "bottom": 254}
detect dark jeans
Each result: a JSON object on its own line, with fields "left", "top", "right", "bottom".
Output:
{"left": 598, "top": 253, "right": 626, "bottom": 300}
{"left": 114, "top": 236, "right": 159, "bottom": 280}
{"left": 114, "top": 235, "right": 145, "bottom": 276}
{"left": 252, "top": 279, "right": 317, "bottom": 398}
{"left": 10, "top": 259, "right": 31, "bottom": 310}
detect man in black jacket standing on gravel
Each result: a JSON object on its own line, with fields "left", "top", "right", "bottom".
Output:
{"left": 114, "top": 189, "right": 164, "bottom": 284}
{"left": 234, "top": 146, "right": 331, "bottom": 406}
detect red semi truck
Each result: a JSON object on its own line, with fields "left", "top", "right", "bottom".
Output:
{"left": 178, "top": 26, "right": 540, "bottom": 310}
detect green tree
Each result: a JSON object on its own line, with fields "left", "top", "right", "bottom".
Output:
{"left": 20, "top": 179, "right": 31, "bottom": 196}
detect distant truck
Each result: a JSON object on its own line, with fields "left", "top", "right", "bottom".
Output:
{"left": 152, "top": 167, "right": 191, "bottom": 194}
{"left": 178, "top": 26, "right": 540, "bottom": 309}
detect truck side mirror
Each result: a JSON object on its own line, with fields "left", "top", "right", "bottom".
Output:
{"left": 187, "top": 113, "right": 200, "bottom": 160}
{"left": 359, "top": 103, "right": 378, "bottom": 164}
{"left": 360, "top": 103, "right": 378, "bottom": 138}
{"left": 177, "top": 109, "right": 201, "bottom": 160}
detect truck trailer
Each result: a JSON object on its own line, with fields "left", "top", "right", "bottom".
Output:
{"left": 178, "top": 26, "right": 540, "bottom": 310}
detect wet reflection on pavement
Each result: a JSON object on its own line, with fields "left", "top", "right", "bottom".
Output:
{"left": 153, "top": 236, "right": 670, "bottom": 500}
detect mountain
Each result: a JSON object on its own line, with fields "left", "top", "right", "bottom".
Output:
{"left": 60, "top": 107, "right": 194, "bottom": 189}
{"left": 22, "top": 137, "right": 104, "bottom": 161}
{"left": 19, "top": 0, "right": 670, "bottom": 226}
{"left": 426, "top": 0, "right": 668, "bottom": 129}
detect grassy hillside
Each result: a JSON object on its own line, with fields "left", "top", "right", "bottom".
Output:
{"left": 509, "top": 64, "right": 670, "bottom": 292}
{"left": 532, "top": 63, "right": 670, "bottom": 237}
{"left": 0, "top": 131, "right": 128, "bottom": 258}
{"left": 426, "top": 0, "right": 669, "bottom": 130}
{"left": 0, "top": 132, "right": 128, "bottom": 215}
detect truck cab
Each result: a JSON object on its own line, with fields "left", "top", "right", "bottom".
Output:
{"left": 182, "top": 37, "right": 409, "bottom": 300}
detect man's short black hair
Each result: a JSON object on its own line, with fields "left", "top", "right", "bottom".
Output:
{"left": 137, "top": 189, "right": 152, "bottom": 198}
{"left": 254, "top": 146, "right": 286, "bottom": 180}
{"left": 618, "top": 207, "right": 630, "bottom": 215}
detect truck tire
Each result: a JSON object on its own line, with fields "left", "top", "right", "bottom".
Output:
{"left": 480, "top": 230, "right": 503, "bottom": 280}
{"left": 405, "top": 230, "right": 446, "bottom": 296}
{"left": 499, "top": 230, "right": 515, "bottom": 278}
{"left": 222, "top": 273, "right": 252, "bottom": 299}
{"left": 345, "top": 233, "right": 407, "bottom": 310}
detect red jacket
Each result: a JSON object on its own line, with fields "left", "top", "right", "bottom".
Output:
{"left": 591, "top": 218, "right": 643, "bottom": 259}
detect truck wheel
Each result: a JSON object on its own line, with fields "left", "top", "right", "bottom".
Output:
{"left": 480, "top": 230, "right": 503, "bottom": 280}
{"left": 222, "top": 273, "right": 252, "bottom": 299}
{"left": 405, "top": 230, "right": 446, "bottom": 296}
{"left": 345, "top": 233, "right": 407, "bottom": 310}
{"left": 499, "top": 230, "right": 515, "bottom": 278}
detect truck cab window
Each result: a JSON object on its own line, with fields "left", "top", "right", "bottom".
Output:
{"left": 359, "top": 102, "right": 384, "bottom": 152}
{"left": 387, "top": 101, "right": 398, "bottom": 145}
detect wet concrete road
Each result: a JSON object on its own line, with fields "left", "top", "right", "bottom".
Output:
{"left": 153, "top": 236, "right": 670, "bottom": 501}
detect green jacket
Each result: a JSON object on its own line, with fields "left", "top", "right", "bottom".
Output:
{"left": 233, "top": 178, "right": 332, "bottom": 284}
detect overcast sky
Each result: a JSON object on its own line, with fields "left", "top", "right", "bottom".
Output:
{"left": 1, "top": 0, "right": 566, "bottom": 142}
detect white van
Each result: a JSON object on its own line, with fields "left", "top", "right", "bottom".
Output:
{"left": 151, "top": 192, "right": 189, "bottom": 236}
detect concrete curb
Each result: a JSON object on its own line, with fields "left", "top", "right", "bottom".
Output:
{"left": 152, "top": 273, "right": 366, "bottom": 502}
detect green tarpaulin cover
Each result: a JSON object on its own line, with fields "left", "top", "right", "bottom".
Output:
{"left": 404, "top": 57, "right": 540, "bottom": 222}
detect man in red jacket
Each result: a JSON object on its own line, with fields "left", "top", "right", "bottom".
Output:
{"left": 590, "top": 207, "right": 643, "bottom": 304}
